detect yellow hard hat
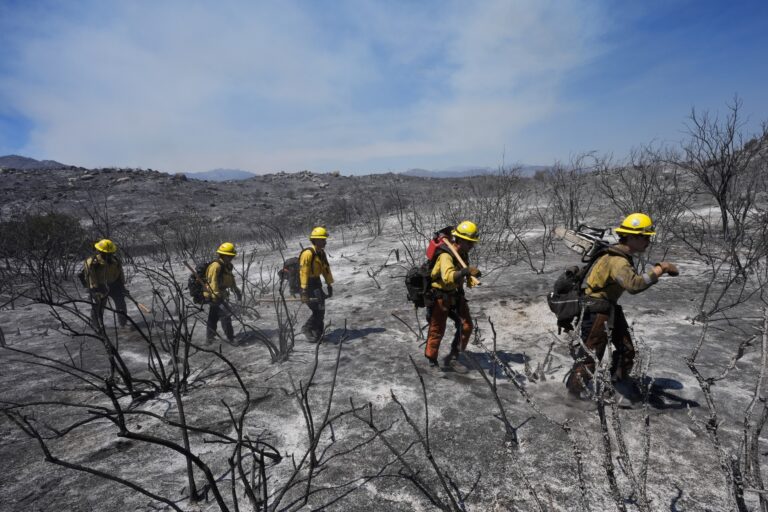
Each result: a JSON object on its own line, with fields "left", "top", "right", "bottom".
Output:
{"left": 310, "top": 226, "right": 329, "bottom": 239}
{"left": 452, "top": 220, "right": 479, "bottom": 242}
{"left": 94, "top": 239, "right": 117, "bottom": 253}
{"left": 614, "top": 213, "right": 656, "bottom": 236}
{"left": 216, "top": 242, "right": 237, "bottom": 256}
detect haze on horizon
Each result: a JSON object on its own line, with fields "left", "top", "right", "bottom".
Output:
{"left": 0, "top": 0, "right": 767, "bottom": 175}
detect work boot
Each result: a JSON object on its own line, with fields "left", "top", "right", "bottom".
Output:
{"left": 614, "top": 377, "right": 643, "bottom": 403}
{"left": 565, "top": 368, "right": 588, "bottom": 398}
{"left": 303, "top": 327, "right": 319, "bottom": 343}
{"left": 426, "top": 357, "right": 439, "bottom": 368}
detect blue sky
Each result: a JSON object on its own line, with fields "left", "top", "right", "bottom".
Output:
{"left": 0, "top": 0, "right": 766, "bottom": 174}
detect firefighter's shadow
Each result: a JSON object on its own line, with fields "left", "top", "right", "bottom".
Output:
{"left": 626, "top": 377, "right": 700, "bottom": 410}
{"left": 464, "top": 351, "right": 529, "bottom": 379}
{"left": 235, "top": 329, "right": 282, "bottom": 347}
{"left": 324, "top": 327, "right": 386, "bottom": 345}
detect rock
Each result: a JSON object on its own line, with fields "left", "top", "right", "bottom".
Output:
{"left": 79, "top": 174, "right": 95, "bottom": 181}
{"left": 115, "top": 176, "right": 131, "bottom": 184}
{"left": 172, "top": 173, "right": 187, "bottom": 182}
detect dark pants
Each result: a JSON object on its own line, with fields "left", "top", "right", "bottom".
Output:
{"left": 207, "top": 301, "right": 234, "bottom": 342}
{"left": 91, "top": 288, "right": 128, "bottom": 329}
{"left": 302, "top": 283, "right": 326, "bottom": 341}
{"left": 566, "top": 305, "right": 635, "bottom": 393}
{"left": 425, "top": 294, "right": 472, "bottom": 361}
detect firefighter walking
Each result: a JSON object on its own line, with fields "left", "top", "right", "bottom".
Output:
{"left": 565, "top": 213, "right": 678, "bottom": 398}
{"left": 204, "top": 242, "right": 242, "bottom": 344}
{"left": 300, "top": 226, "right": 334, "bottom": 342}
{"left": 84, "top": 239, "right": 131, "bottom": 330}
{"left": 425, "top": 221, "right": 482, "bottom": 368}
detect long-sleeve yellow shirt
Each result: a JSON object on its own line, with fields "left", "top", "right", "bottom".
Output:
{"left": 430, "top": 251, "right": 468, "bottom": 292}
{"left": 584, "top": 245, "right": 658, "bottom": 303}
{"left": 299, "top": 247, "right": 333, "bottom": 289}
{"left": 204, "top": 259, "right": 239, "bottom": 302}
{"left": 85, "top": 253, "right": 124, "bottom": 290}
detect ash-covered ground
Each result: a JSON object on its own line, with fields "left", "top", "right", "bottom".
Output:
{"left": 1, "top": 204, "right": 765, "bottom": 511}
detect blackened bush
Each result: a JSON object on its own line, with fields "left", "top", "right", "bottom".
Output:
{"left": 0, "top": 212, "right": 89, "bottom": 281}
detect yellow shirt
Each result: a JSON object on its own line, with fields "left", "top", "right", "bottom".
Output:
{"left": 299, "top": 246, "right": 333, "bottom": 289}
{"left": 204, "top": 259, "right": 238, "bottom": 302}
{"left": 585, "top": 245, "right": 658, "bottom": 303}
{"left": 430, "top": 251, "right": 467, "bottom": 292}
{"left": 85, "top": 253, "right": 124, "bottom": 290}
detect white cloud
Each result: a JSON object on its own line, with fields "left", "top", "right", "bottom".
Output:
{"left": 1, "top": 0, "right": 606, "bottom": 172}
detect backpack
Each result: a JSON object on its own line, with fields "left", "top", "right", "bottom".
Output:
{"left": 188, "top": 260, "right": 213, "bottom": 304}
{"left": 278, "top": 248, "right": 314, "bottom": 296}
{"left": 405, "top": 227, "right": 453, "bottom": 308}
{"left": 546, "top": 246, "right": 629, "bottom": 333}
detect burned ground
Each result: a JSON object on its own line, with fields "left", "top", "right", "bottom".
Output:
{"left": 1, "top": 151, "right": 768, "bottom": 511}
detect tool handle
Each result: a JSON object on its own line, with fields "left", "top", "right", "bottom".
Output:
{"left": 442, "top": 240, "right": 481, "bottom": 287}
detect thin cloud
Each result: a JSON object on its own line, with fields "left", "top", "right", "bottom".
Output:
{"left": 0, "top": 0, "right": 607, "bottom": 172}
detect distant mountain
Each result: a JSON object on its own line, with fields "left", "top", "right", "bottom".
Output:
{"left": 0, "top": 154, "right": 69, "bottom": 170}
{"left": 401, "top": 165, "right": 548, "bottom": 178}
{"left": 185, "top": 168, "right": 255, "bottom": 181}
{"left": 401, "top": 167, "right": 493, "bottom": 178}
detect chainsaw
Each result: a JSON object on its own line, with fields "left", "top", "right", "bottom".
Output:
{"left": 554, "top": 224, "right": 609, "bottom": 262}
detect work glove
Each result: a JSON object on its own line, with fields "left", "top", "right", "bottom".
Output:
{"left": 655, "top": 262, "right": 679, "bottom": 277}
{"left": 455, "top": 268, "right": 470, "bottom": 281}
{"left": 300, "top": 289, "right": 310, "bottom": 304}
{"left": 326, "top": 285, "right": 333, "bottom": 298}
{"left": 468, "top": 266, "right": 482, "bottom": 278}
{"left": 91, "top": 290, "right": 106, "bottom": 301}
{"left": 234, "top": 289, "right": 243, "bottom": 301}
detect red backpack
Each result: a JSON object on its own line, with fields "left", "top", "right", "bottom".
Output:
{"left": 426, "top": 226, "right": 453, "bottom": 260}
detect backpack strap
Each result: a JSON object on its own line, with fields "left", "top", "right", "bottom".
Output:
{"left": 301, "top": 247, "right": 317, "bottom": 267}
{"left": 428, "top": 244, "right": 449, "bottom": 272}
{"left": 581, "top": 245, "right": 633, "bottom": 292}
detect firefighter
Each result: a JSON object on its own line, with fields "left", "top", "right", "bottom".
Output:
{"left": 425, "top": 221, "right": 482, "bottom": 368}
{"left": 84, "top": 239, "right": 131, "bottom": 330}
{"left": 204, "top": 242, "right": 242, "bottom": 343}
{"left": 300, "top": 226, "right": 334, "bottom": 342}
{"left": 565, "top": 213, "right": 678, "bottom": 398}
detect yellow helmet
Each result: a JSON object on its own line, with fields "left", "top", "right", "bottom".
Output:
{"left": 216, "top": 242, "right": 237, "bottom": 256}
{"left": 452, "top": 220, "right": 479, "bottom": 242}
{"left": 614, "top": 213, "right": 656, "bottom": 236}
{"left": 310, "top": 226, "right": 329, "bottom": 240}
{"left": 94, "top": 239, "right": 117, "bottom": 254}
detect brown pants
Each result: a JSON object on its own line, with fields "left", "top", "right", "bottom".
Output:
{"left": 425, "top": 295, "right": 472, "bottom": 361}
{"left": 566, "top": 305, "right": 634, "bottom": 393}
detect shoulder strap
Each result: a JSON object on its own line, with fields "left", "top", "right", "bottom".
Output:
{"left": 578, "top": 248, "right": 609, "bottom": 289}
{"left": 300, "top": 247, "right": 317, "bottom": 266}
{"left": 580, "top": 245, "right": 633, "bottom": 291}
{"left": 428, "top": 245, "right": 449, "bottom": 271}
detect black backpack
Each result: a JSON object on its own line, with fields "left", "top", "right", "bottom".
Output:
{"left": 547, "top": 246, "right": 629, "bottom": 333}
{"left": 405, "top": 229, "right": 454, "bottom": 308}
{"left": 278, "top": 248, "right": 314, "bottom": 296}
{"left": 405, "top": 262, "right": 433, "bottom": 308}
{"left": 188, "top": 260, "right": 213, "bottom": 304}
